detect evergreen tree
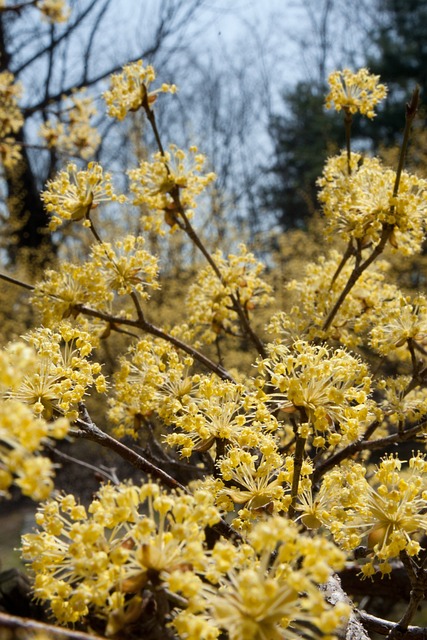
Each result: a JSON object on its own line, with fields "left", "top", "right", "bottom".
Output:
{"left": 366, "top": 0, "right": 427, "bottom": 147}
{"left": 259, "top": 81, "right": 342, "bottom": 230}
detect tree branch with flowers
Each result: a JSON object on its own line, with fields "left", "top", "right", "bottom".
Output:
{"left": 1, "top": 54, "right": 427, "bottom": 640}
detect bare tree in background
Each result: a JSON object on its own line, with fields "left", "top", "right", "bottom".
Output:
{"left": 0, "top": 0, "right": 209, "bottom": 268}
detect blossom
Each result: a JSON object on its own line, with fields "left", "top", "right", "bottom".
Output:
{"left": 268, "top": 252, "right": 400, "bottom": 348}
{"left": 0, "top": 399, "right": 68, "bottom": 500}
{"left": 89, "top": 235, "right": 159, "bottom": 297}
{"left": 39, "top": 91, "right": 100, "bottom": 159}
{"left": 128, "top": 145, "right": 216, "bottom": 234}
{"left": 186, "top": 245, "right": 273, "bottom": 344}
{"left": 317, "top": 152, "right": 427, "bottom": 254}
{"left": 108, "top": 336, "right": 201, "bottom": 438}
{"left": 0, "top": 70, "right": 23, "bottom": 169}
{"left": 178, "top": 516, "right": 350, "bottom": 640}
{"left": 41, "top": 162, "right": 125, "bottom": 231}
{"left": 36, "top": 0, "right": 70, "bottom": 23}
{"left": 370, "top": 294, "right": 427, "bottom": 355}
{"left": 5, "top": 323, "right": 106, "bottom": 421}
{"left": 21, "top": 482, "right": 220, "bottom": 634}
{"left": 165, "top": 376, "right": 250, "bottom": 457}
{"left": 258, "top": 340, "right": 372, "bottom": 447}
{"left": 325, "top": 68, "right": 387, "bottom": 118}
{"left": 103, "top": 59, "right": 177, "bottom": 121}
{"left": 320, "top": 455, "right": 427, "bottom": 577}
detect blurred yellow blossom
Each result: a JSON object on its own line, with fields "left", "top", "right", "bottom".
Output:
{"left": 0, "top": 70, "right": 23, "bottom": 170}
{"left": 129, "top": 144, "right": 216, "bottom": 233}
{"left": 36, "top": 0, "right": 70, "bottom": 22}
{"left": 39, "top": 91, "right": 100, "bottom": 159}
{"left": 186, "top": 245, "right": 273, "bottom": 344}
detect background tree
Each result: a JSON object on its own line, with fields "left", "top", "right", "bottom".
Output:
{"left": 0, "top": 0, "right": 210, "bottom": 268}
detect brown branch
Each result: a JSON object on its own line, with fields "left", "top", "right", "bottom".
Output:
{"left": 358, "top": 611, "right": 426, "bottom": 638}
{"left": 0, "top": 611, "right": 105, "bottom": 640}
{"left": 313, "top": 420, "right": 427, "bottom": 483}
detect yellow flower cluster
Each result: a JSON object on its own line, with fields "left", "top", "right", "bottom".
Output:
{"left": 41, "top": 162, "right": 125, "bottom": 231}
{"left": 0, "top": 400, "right": 68, "bottom": 500}
{"left": 36, "top": 0, "right": 70, "bottom": 23}
{"left": 370, "top": 294, "right": 427, "bottom": 356}
{"left": 0, "top": 342, "right": 69, "bottom": 500}
{"left": 186, "top": 246, "right": 273, "bottom": 344}
{"left": 109, "top": 337, "right": 200, "bottom": 438}
{"left": 90, "top": 235, "right": 159, "bottom": 297}
{"left": 318, "top": 152, "right": 427, "bottom": 254}
{"left": 174, "top": 516, "right": 349, "bottom": 640}
{"left": 258, "top": 340, "right": 372, "bottom": 448}
{"left": 0, "top": 70, "right": 24, "bottom": 170}
{"left": 129, "top": 144, "right": 216, "bottom": 233}
{"left": 325, "top": 68, "right": 387, "bottom": 118}
{"left": 22, "top": 482, "right": 220, "bottom": 634}
{"left": 103, "top": 59, "right": 177, "bottom": 121}
{"left": 39, "top": 91, "right": 100, "bottom": 159}
{"left": 305, "top": 455, "right": 427, "bottom": 577}
{"left": 5, "top": 323, "right": 106, "bottom": 421}
{"left": 269, "top": 252, "right": 400, "bottom": 348}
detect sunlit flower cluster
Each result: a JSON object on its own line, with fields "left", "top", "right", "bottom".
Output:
{"left": 129, "top": 144, "right": 216, "bottom": 233}
{"left": 109, "top": 337, "right": 200, "bottom": 438}
{"left": 5, "top": 323, "right": 106, "bottom": 421}
{"left": 0, "top": 399, "right": 68, "bottom": 500}
{"left": 103, "top": 59, "right": 177, "bottom": 121}
{"left": 370, "top": 294, "right": 427, "bottom": 356}
{"left": 90, "top": 235, "right": 159, "bottom": 297}
{"left": 32, "top": 260, "right": 112, "bottom": 328}
{"left": 186, "top": 245, "right": 273, "bottom": 344}
{"left": 22, "top": 482, "right": 220, "bottom": 635}
{"left": 268, "top": 252, "right": 399, "bottom": 348}
{"left": 41, "top": 162, "right": 125, "bottom": 231}
{"left": 36, "top": 0, "right": 70, "bottom": 23}
{"left": 0, "top": 342, "right": 69, "bottom": 500}
{"left": 312, "top": 455, "right": 427, "bottom": 577}
{"left": 39, "top": 91, "right": 100, "bottom": 159}
{"left": 174, "top": 516, "right": 349, "bottom": 640}
{"left": 258, "top": 340, "right": 372, "bottom": 448}
{"left": 0, "top": 70, "right": 23, "bottom": 169}
{"left": 379, "top": 375, "right": 427, "bottom": 425}
{"left": 165, "top": 376, "right": 252, "bottom": 457}
{"left": 318, "top": 152, "right": 427, "bottom": 254}
{"left": 325, "top": 68, "right": 387, "bottom": 118}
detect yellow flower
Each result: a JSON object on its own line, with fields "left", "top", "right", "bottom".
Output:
{"left": 39, "top": 91, "right": 100, "bottom": 159}
{"left": 90, "top": 235, "right": 159, "bottom": 297}
{"left": 41, "top": 162, "right": 125, "bottom": 231}
{"left": 0, "top": 399, "right": 68, "bottom": 501}
{"left": 6, "top": 323, "right": 105, "bottom": 421}
{"left": 22, "top": 482, "right": 220, "bottom": 634}
{"left": 186, "top": 245, "right": 273, "bottom": 344}
{"left": 325, "top": 68, "right": 387, "bottom": 118}
{"left": 128, "top": 144, "right": 216, "bottom": 234}
{"left": 259, "top": 340, "right": 372, "bottom": 447}
{"left": 195, "top": 517, "right": 349, "bottom": 640}
{"left": 103, "top": 59, "right": 177, "bottom": 121}
{"left": 318, "top": 152, "right": 427, "bottom": 254}
{"left": 36, "top": 0, "right": 70, "bottom": 23}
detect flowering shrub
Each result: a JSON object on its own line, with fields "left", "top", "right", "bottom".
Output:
{"left": 1, "top": 64, "right": 427, "bottom": 640}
